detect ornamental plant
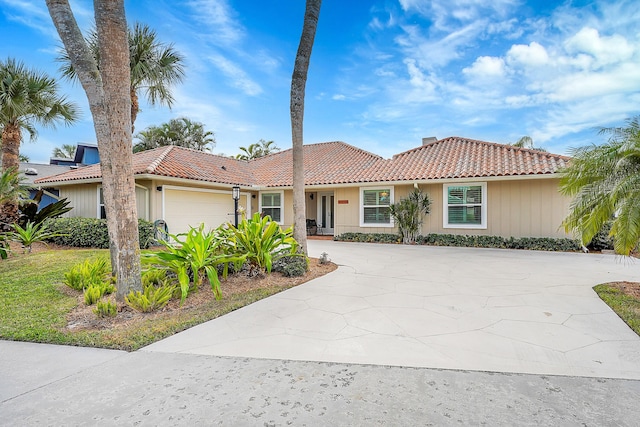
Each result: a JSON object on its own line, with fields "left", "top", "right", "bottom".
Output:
{"left": 389, "top": 189, "right": 431, "bottom": 244}
{"left": 220, "top": 212, "right": 300, "bottom": 275}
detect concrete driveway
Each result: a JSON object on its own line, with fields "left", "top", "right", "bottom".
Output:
{"left": 144, "top": 241, "right": 640, "bottom": 379}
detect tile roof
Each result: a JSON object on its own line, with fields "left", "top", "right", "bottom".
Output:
{"left": 250, "top": 141, "right": 383, "bottom": 186}
{"left": 19, "top": 163, "right": 73, "bottom": 185}
{"left": 376, "top": 136, "right": 570, "bottom": 181}
{"left": 35, "top": 137, "right": 570, "bottom": 187}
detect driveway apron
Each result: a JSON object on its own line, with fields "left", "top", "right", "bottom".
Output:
{"left": 143, "top": 241, "right": 640, "bottom": 379}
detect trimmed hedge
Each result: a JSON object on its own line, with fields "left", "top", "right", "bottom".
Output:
{"left": 334, "top": 232, "right": 581, "bottom": 252}
{"left": 44, "top": 217, "right": 155, "bottom": 249}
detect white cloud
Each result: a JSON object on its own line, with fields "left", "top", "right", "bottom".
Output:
{"left": 332, "top": 94, "right": 346, "bottom": 101}
{"left": 565, "top": 27, "right": 634, "bottom": 68}
{"left": 463, "top": 56, "right": 506, "bottom": 80}
{"left": 186, "top": 0, "right": 245, "bottom": 46}
{"left": 506, "top": 42, "right": 549, "bottom": 67}
{"left": 206, "top": 54, "right": 262, "bottom": 96}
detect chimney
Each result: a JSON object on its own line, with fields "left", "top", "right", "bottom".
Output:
{"left": 422, "top": 136, "right": 437, "bottom": 145}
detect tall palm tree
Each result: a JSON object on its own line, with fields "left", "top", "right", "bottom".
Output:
{"left": 290, "top": 0, "right": 321, "bottom": 255}
{"left": 0, "top": 58, "right": 78, "bottom": 225}
{"left": 133, "top": 117, "right": 215, "bottom": 152}
{"left": 52, "top": 143, "right": 77, "bottom": 159}
{"left": 560, "top": 116, "right": 640, "bottom": 256}
{"left": 58, "top": 22, "right": 185, "bottom": 131}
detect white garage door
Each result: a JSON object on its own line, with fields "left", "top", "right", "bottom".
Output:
{"left": 164, "top": 188, "right": 236, "bottom": 236}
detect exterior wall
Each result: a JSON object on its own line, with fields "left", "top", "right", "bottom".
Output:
{"left": 60, "top": 184, "right": 98, "bottom": 218}
{"left": 332, "top": 178, "right": 572, "bottom": 239}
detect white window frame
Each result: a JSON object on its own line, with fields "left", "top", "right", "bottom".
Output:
{"left": 259, "top": 190, "right": 284, "bottom": 225}
{"left": 97, "top": 186, "right": 106, "bottom": 219}
{"left": 442, "top": 182, "right": 487, "bottom": 229}
{"left": 359, "top": 186, "right": 394, "bottom": 228}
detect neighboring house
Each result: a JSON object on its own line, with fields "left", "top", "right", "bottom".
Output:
{"left": 19, "top": 163, "right": 73, "bottom": 208}
{"left": 35, "top": 136, "right": 572, "bottom": 239}
{"left": 49, "top": 143, "right": 100, "bottom": 166}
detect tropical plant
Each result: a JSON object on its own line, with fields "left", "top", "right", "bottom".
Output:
{"left": 133, "top": 117, "right": 215, "bottom": 152}
{"left": 83, "top": 282, "right": 115, "bottom": 305}
{"left": 18, "top": 195, "right": 73, "bottom": 228}
{"left": 235, "top": 139, "right": 280, "bottom": 160}
{"left": 222, "top": 212, "right": 299, "bottom": 274}
{"left": 52, "top": 144, "right": 77, "bottom": 159}
{"left": 511, "top": 136, "right": 547, "bottom": 152}
{"left": 18, "top": 153, "right": 29, "bottom": 162}
{"left": 125, "top": 283, "right": 174, "bottom": 312}
{"left": 93, "top": 299, "right": 118, "bottom": 317}
{"left": 389, "top": 189, "right": 431, "bottom": 244}
{"left": 143, "top": 224, "right": 241, "bottom": 302}
{"left": 290, "top": 0, "right": 321, "bottom": 255}
{"left": 0, "top": 168, "right": 28, "bottom": 206}
{"left": 48, "top": 1, "right": 144, "bottom": 301}
{"left": 8, "top": 221, "right": 66, "bottom": 253}
{"left": 560, "top": 116, "right": 640, "bottom": 256}
{"left": 63, "top": 257, "right": 111, "bottom": 291}
{"left": 0, "top": 58, "right": 78, "bottom": 226}
{"left": 57, "top": 22, "right": 185, "bottom": 131}
{"left": 0, "top": 233, "right": 9, "bottom": 260}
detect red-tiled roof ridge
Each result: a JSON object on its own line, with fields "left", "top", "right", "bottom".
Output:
{"left": 251, "top": 141, "right": 383, "bottom": 164}
{"left": 145, "top": 145, "right": 174, "bottom": 174}
{"left": 392, "top": 136, "right": 570, "bottom": 161}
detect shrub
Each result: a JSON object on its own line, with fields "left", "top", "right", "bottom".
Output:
{"left": 587, "top": 221, "right": 615, "bottom": 251}
{"left": 389, "top": 189, "right": 431, "bottom": 244}
{"left": 93, "top": 300, "right": 118, "bottom": 318}
{"left": 272, "top": 253, "right": 308, "bottom": 277}
{"left": 64, "top": 257, "right": 111, "bottom": 291}
{"left": 43, "top": 218, "right": 154, "bottom": 249}
{"left": 143, "top": 224, "right": 241, "bottom": 303}
{"left": 125, "top": 284, "right": 175, "bottom": 313}
{"left": 336, "top": 232, "right": 581, "bottom": 252}
{"left": 336, "top": 232, "right": 400, "bottom": 243}
{"left": 83, "top": 281, "right": 116, "bottom": 304}
{"left": 220, "top": 213, "right": 300, "bottom": 274}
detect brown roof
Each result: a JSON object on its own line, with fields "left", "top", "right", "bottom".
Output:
{"left": 35, "top": 137, "right": 570, "bottom": 186}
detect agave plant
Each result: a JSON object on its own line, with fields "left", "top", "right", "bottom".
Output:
{"left": 143, "top": 223, "right": 242, "bottom": 302}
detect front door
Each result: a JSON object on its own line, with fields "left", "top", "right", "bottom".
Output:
{"left": 317, "top": 192, "right": 334, "bottom": 235}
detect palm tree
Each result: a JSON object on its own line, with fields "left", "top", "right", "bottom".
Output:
{"left": 133, "top": 117, "right": 215, "bottom": 152}
{"left": 511, "top": 136, "right": 547, "bottom": 152}
{"left": 52, "top": 143, "right": 77, "bottom": 159}
{"left": 47, "top": 0, "right": 143, "bottom": 300}
{"left": 290, "top": 0, "right": 321, "bottom": 255}
{"left": 0, "top": 58, "right": 78, "bottom": 225}
{"left": 560, "top": 116, "right": 640, "bottom": 256}
{"left": 235, "top": 139, "right": 280, "bottom": 160}
{"left": 58, "top": 22, "right": 185, "bottom": 131}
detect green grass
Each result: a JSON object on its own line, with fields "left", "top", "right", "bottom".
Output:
{"left": 594, "top": 284, "right": 640, "bottom": 336}
{"left": 0, "top": 249, "right": 295, "bottom": 351}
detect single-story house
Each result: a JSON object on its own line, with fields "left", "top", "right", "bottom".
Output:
{"left": 34, "top": 136, "right": 572, "bottom": 239}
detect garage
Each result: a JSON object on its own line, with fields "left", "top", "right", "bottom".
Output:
{"left": 163, "top": 186, "right": 237, "bottom": 235}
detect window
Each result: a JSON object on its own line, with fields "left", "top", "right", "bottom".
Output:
{"left": 443, "top": 183, "right": 487, "bottom": 229}
{"left": 360, "top": 187, "right": 393, "bottom": 227}
{"left": 97, "top": 187, "right": 106, "bottom": 219}
{"left": 260, "top": 192, "right": 283, "bottom": 223}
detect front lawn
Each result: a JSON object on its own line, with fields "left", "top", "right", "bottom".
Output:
{"left": 594, "top": 282, "right": 640, "bottom": 336}
{"left": 0, "top": 247, "right": 336, "bottom": 351}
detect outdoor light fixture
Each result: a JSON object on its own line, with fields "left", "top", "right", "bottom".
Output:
{"left": 232, "top": 185, "right": 240, "bottom": 227}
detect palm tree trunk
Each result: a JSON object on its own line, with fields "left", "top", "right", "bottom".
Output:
{"left": 0, "top": 123, "right": 22, "bottom": 228}
{"left": 130, "top": 87, "right": 139, "bottom": 132}
{"left": 47, "top": 0, "right": 142, "bottom": 301}
{"left": 290, "top": 0, "right": 321, "bottom": 255}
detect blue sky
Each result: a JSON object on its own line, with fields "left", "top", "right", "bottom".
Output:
{"left": 1, "top": 0, "right": 638, "bottom": 163}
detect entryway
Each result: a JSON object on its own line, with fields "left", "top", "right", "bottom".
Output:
{"left": 316, "top": 192, "right": 334, "bottom": 235}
